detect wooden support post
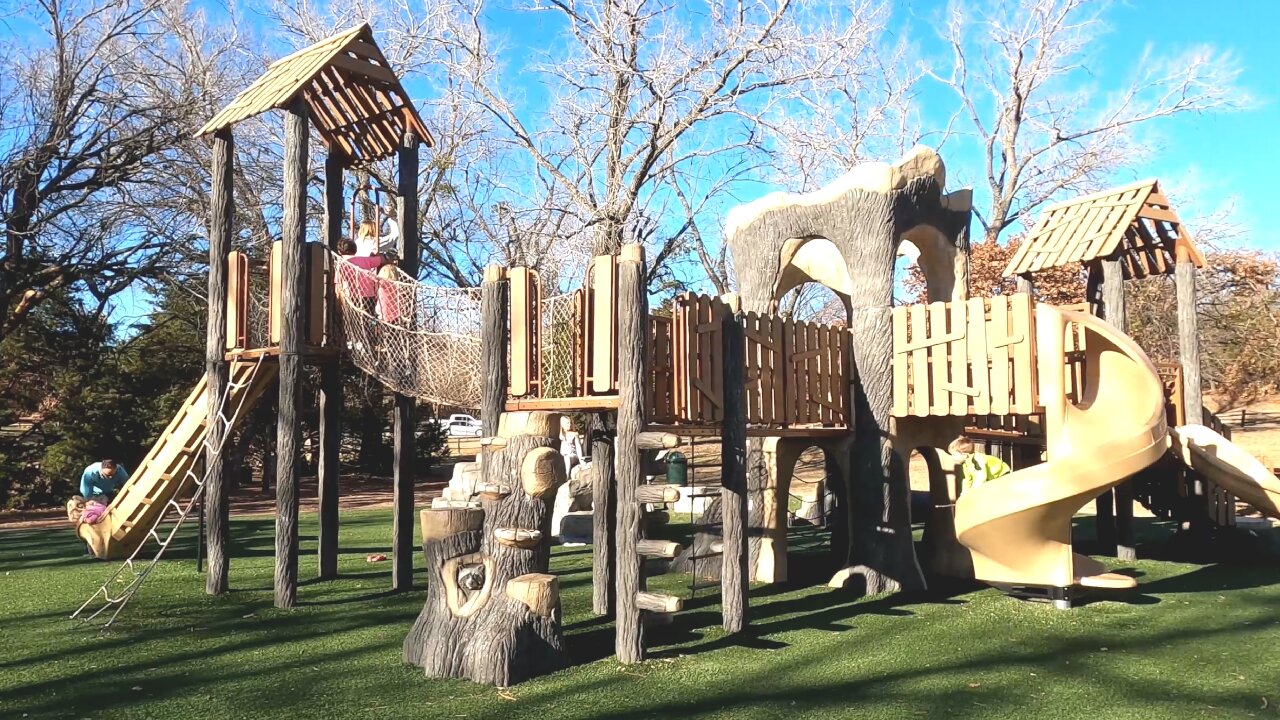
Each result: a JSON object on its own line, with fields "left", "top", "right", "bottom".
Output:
{"left": 1015, "top": 273, "right": 1034, "bottom": 296}
{"left": 204, "top": 128, "right": 234, "bottom": 596}
{"left": 591, "top": 419, "right": 616, "bottom": 616}
{"left": 614, "top": 244, "right": 647, "bottom": 664}
{"left": 392, "top": 131, "right": 421, "bottom": 591}
{"left": 1099, "top": 257, "right": 1134, "bottom": 560}
{"left": 318, "top": 149, "right": 344, "bottom": 581}
{"left": 1175, "top": 247, "right": 1203, "bottom": 426}
{"left": 480, "top": 264, "right": 508, "bottom": 437}
{"left": 274, "top": 98, "right": 308, "bottom": 609}
{"left": 721, "top": 309, "right": 748, "bottom": 633}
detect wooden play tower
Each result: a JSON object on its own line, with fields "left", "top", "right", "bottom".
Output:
{"left": 195, "top": 24, "right": 432, "bottom": 606}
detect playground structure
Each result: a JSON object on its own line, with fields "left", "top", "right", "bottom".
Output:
{"left": 68, "top": 23, "right": 1280, "bottom": 688}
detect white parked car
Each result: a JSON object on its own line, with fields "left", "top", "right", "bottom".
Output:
{"left": 446, "top": 419, "right": 483, "bottom": 437}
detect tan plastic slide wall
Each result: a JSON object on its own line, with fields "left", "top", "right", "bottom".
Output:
{"left": 79, "top": 361, "right": 277, "bottom": 559}
{"left": 954, "top": 305, "right": 1169, "bottom": 590}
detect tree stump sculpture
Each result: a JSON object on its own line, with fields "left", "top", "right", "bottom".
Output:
{"left": 403, "top": 411, "right": 568, "bottom": 686}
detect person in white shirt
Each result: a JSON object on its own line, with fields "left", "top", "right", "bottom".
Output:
{"left": 354, "top": 216, "right": 399, "bottom": 257}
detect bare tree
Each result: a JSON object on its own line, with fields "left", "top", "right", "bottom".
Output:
{"left": 0, "top": 0, "right": 243, "bottom": 338}
{"left": 437, "top": 0, "right": 904, "bottom": 287}
{"left": 935, "top": 0, "right": 1251, "bottom": 245}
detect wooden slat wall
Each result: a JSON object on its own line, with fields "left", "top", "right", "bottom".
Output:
{"left": 646, "top": 316, "right": 675, "bottom": 424}
{"left": 667, "top": 293, "right": 848, "bottom": 428}
{"left": 507, "top": 267, "right": 541, "bottom": 398}
{"left": 584, "top": 255, "right": 619, "bottom": 395}
{"left": 305, "top": 243, "right": 326, "bottom": 346}
{"left": 891, "top": 293, "right": 1038, "bottom": 418}
{"left": 226, "top": 252, "right": 250, "bottom": 350}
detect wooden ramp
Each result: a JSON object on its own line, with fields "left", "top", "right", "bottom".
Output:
{"left": 79, "top": 361, "right": 278, "bottom": 559}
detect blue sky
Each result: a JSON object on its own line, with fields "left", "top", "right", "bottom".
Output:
{"left": 477, "top": 0, "right": 1279, "bottom": 252}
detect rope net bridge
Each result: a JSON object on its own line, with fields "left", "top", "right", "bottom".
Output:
{"left": 332, "top": 256, "right": 579, "bottom": 410}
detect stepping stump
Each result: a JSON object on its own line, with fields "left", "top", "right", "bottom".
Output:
{"left": 403, "top": 411, "right": 569, "bottom": 686}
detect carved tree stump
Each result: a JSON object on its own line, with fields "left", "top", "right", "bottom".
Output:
{"left": 403, "top": 411, "right": 568, "bottom": 687}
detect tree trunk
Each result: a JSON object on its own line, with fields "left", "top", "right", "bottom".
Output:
{"left": 274, "top": 98, "right": 308, "bottom": 609}
{"left": 393, "top": 132, "right": 421, "bottom": 591}
{"left": 613, "top": 245, "right": 646, "bottom": 663}
{"left": 691, "top": 149, "right": 963, "bottom": 594}
{"left": 318, "top": 149, "right": 344, "bottom": 581}
{"left": 403, "top": 412, "right": 568, "bottom": 686}
{"left": 205, "top": 128, "right": 234, "bottom": 596}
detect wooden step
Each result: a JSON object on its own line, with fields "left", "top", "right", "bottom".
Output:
{"left": 637, "top": 485, "right": 680, "bottom": 504}
{"left": 637, "top": 539, "right": 681, "bottom": 558}
{"left": 636, "top": 591, "right": 683, "bottom": 614}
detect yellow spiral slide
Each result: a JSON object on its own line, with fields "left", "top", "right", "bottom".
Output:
{"left": 78, "top": 361, "right": 278, "bottom": 559}
{"left": 954, "top": 305, "right": 1169, "bottom": 595}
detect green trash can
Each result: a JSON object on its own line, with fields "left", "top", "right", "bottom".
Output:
{"left": 665, "top": 451, "right": 687, "bottom": 485}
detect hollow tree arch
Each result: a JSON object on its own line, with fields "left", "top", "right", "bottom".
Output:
{"left": 714, "top": 146, "right": 971, "bottom": 594}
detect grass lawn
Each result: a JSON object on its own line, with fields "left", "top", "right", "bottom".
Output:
{"left": 3, "top": 510, "right": 1280, "bottom": 719}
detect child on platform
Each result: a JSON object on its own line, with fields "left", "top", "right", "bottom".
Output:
{"left": 949, "top": 435, "right": 1011, "bottom": 494}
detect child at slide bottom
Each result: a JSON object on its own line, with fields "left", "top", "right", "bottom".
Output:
{"left": 948, "top": 435, "right": 1011, "bottom": 494}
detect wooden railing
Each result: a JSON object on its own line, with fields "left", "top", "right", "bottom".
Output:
{"left": 892, "top": 293, "right": 1037, "bottom": 418}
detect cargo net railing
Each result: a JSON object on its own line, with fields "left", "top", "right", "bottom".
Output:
{"left": 333, "top": 255, "right": 483, "bottom": 409}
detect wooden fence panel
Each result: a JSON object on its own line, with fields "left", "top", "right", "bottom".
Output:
{"left": 965, "top": 297, "right": 990, "bottom": 416}
{"left": 646, "top": 316, "right": 675, "bottom": 424}
{"left": 226, "top": 251, "right": 250, "bottom": 350}
{"left": 508, "top": 267, "right": 541, "bottom": 398}
{"left": 892, "top": 306, "right": 909, "bottom": 417}
{"left": 586, "top": 254, "right": 618, "bottom": 394}
{"left": 891, "top": 294, "right": 1038, "bottom": 418}
{"left": 988, "top": 295, "right": 1012, "bottom": 416}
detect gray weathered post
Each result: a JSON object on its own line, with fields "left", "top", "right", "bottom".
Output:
{"left": 480, "top": 265, "right": 508, "bottom": 437}
{"left": 318, "top": 149, "right": 344, "bottom": 580}
{"left": 720, "top": 309, "right": 748, "bottom": 633}
{"left": 614, "top": 244, "right": 646, "bottom": 663}
{"left": 205, "top": 127, "right": 234, "bottom": 595}
{"left": 1175, "top": 244, "right": 1203, "bottom": 426}
{"left": 1099, "top": 257, "right": 1135, "bottom": 561}
{"left": 274, "top": 97, "right": 308, "bottom": 608}
{"left": 393, "top": 131, "right": 421, "bottom": 591}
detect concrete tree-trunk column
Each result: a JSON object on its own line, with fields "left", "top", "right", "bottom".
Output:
{"left": 318, "top": 149, "right": 344, "bottom": 580}
{"left": 613, "top": 244, "right": 647, "bottom": 663}
{"left": 591, "top": 417, "right": 616, "bottom": 616}
{"left": 205, "top": 128, "right": 234, "bottom": 595}
{"left": 393, "top": 131, "right": 421, "bottom": 591}
{"left": 274, "top": 98, "right": 308, "bottom": 608}
{"left": 1175, "top": 248, "right": 1203, "bottom": 426}
{"left": 480, "top": 265, "right": 508, "bottom": 437}
{"left": 720, "top": 310, "right": 748, "bottom": 633}
{"left": 1099, "top": 257, "right": 1134, "bottom": 561}
{"left": 1015, "top": 274, "right": 1034, "bottom": 296}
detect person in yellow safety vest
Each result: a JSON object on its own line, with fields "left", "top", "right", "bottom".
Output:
{"left": 948, "top": 435, "right": 1011, "bottom": 494}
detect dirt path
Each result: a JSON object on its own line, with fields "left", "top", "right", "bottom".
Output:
{"left": 0, "top": 471, "right": 454, "bottom": 533}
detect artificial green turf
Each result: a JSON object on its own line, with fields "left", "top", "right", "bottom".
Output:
{"left": 3, "top": 510, "right": 1279, "bottom": 719}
